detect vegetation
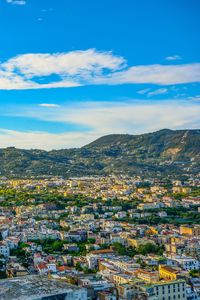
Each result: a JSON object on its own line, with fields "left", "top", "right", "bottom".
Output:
{"left": 190, "top": 270, "right": 200, "bottom": 277}
{"left": 113, "top": 242, "right": 164, "bottom": 257}
{"left": 0, "top": 129, "right": 199, "bottom": 178}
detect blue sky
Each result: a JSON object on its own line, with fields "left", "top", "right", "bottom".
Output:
{"left": 0, "top": 0, "right": 200, "bottom": 149}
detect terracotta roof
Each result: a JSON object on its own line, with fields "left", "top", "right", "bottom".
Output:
{"left": 91, "top": 249, "right": 114, "bottom": 254}
{"left": 160, "top": 265, "right": 179, "bottom": 274}
{"left": 37, "top": 263, "right": 47, "bottom": 270}
{"left": 57, "top": 265, "right": 72, "bottom": 271}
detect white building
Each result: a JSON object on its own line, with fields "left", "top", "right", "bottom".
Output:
{"left": 86, "top": 253, "right": 99, "bottom": 269}
{"left": 172, "top": 256, "right": 200, "bottom": 271}
{"left": 142, "top": 280, "right": 187, "bottom": 300}
{"left": 0, "top": 242, "right": 10, "bottom": 257}
{"left": 186, "top": 286, "right": 200, "bottom": 300}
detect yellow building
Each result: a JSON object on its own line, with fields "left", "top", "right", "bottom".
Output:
{"left": 136, "top": 269, "right": 159, "bottom": 283}
{"left": 112, "top": 273, "right": 130, "bottom": 285}
{"left": 180, "top": 225, "right": 200, "bottom": 236}
{"left": 147, "top": 227, "right": 158, "bottom": 235}
{"left": 159, "top": 265, "right": 179, "bottom": 281}
{"left": 172, "top": 186, "right": 191, "bottom": 194}
{"left": 127, "top": 238, "right": 156, "bottom": 248}
{"left": 170, "top": 237, "right": 182, "bottom": 244}
{"left": 127, "top": 238, "right": 138, "bottom": 248}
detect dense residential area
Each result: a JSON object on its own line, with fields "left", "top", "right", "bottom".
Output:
{"left": 0, "top": 175, "right": 199, "bottom": 299}
{"left": 1, "top": 0, "right": 199, "bottom": 298}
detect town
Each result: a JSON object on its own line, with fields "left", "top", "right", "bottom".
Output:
{"left": 0, "top": 175, "right": 199, "bottom": 299}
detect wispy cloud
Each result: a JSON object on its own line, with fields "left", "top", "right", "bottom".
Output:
{"left": 95, "top": 64, "right": 200, "bottom": 85}
{"left": 1, "top": 100, "right": 200, "bottom": 149}
{"left": 165, "top": 55, "right": 182, "bottom": 61}
{"left": 0, "top": 129, "right": 88, "bottom": 150}
{"left": 137, "top": 88, "right": 151, "bottom": 94}
{"left": 6, "top": 0, "right": 26, "bottom": 5}
{"left": 38, "top": 103, "right": 60, "bottom": 108}
{"left": 137, "top": 88, "right": 168, "bottom": 97}
{"left": 0, "top": 49, "right": 199, "bottom": 90}
{"left": 147, "top": 88, "right": 168, "bottom": 97}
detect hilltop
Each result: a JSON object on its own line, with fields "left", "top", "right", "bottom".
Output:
{"left": 0, "top": 129, "right": 199, "bottom": 178}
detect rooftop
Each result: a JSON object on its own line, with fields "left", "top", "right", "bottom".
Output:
{"left": 0, "top": 275, "right": 85, "bottom": 300}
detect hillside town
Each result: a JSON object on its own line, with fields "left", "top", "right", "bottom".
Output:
{"left": 0, "top": 175, "right": 199, "bottom": 299}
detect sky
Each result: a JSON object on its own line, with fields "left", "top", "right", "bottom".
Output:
{"left": 0, "top": 0, "right": 200, "bottom": 149}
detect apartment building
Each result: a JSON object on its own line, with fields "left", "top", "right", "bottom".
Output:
{"left": 141, "top": 280, "right": 186, "bottom": 300}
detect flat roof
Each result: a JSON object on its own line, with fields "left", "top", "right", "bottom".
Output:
{"left": 0, "top": 275, "right": 85, "bottom": 300}
{"left": 144, "top": 279, "right": 186, "bottom": 288}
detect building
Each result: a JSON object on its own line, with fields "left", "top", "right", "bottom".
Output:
{"left": 159, "top": 265, "right": 180, "bottom": 281}
{"left": 77, "top": 274, "right": 114, "bottom": 299}
{"left": 6, "top": 262, "right": 29, "bottom": 278}
{"left": 180, "top": 225, "right": 200, "bottom": 237}
{"left": 117, "top": 284, "right": 139, "bottom": 300}
{"left": 141, "top": 280, "right": 186, "bottom": 300}
{"left": 118, "top": 283, "right": 157, "bottom": 300}
{"left": 112, "top": 273, "right": 131, "bottom": 285}
{"left": 0, "top": 275, "right": 87, "bottom": 300}
{"left": 137, "top": 202, "right": 162, "bottom": 210}
{"left": 171, "top": 256, "right": 200, "bottom": 271}
{"left": 136, "top": 269, "right": 159, "bottom": 283}
{"left": 0, "top": 242, "right": 10, "bottom": 257}
{"left": 172, "top": 187, "right": 191, "bottom": 194}
{"left": 98, "top": 291, "right": 117, "bottom": 300}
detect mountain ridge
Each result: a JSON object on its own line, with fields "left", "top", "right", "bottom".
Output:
{"left": 0, "top": 129, "right": 199, "bottom": 178}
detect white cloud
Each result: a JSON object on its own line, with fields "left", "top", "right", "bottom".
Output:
{"left": 96, "top": 64, "right": 200, "bottom": 85}
{"left": 38, "top": 103, "right": 60, "bottom": 108}
{"left": 0, "top": 49, "right": 199, "bottom": 89}
{"left": 165, "top": 55, "right": 182, "bottom": 61}
{"left": 6, "top": 0, "right": 26, "bottom": 5}
{"left": 0, "top": 129, "right": 89, "bottom": 149}
{"left": 0, "top": 49, "right": 125, "bottom": 90}
{"left": 0, "top": 68, "right": 81, "bottom": 90}
{"left": 39, "top": 101, "right": 200, "bottom": 134}
{"left": 3, "top": 49, "right": 125, "bottom": 77}
{"left": 2, "top": 100, "right": 200, "bottom": 149}
{"left": 137, "top": 88, "right": 168, "bottom": 97}
{"left": 147, "top": 88, "right": 168, "bottom": 97}
{"left": 137, "top": 88, "right": 151, "bottom": 94}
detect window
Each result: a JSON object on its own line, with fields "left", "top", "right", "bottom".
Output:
{"left": 163, "top": 286, "right": 165, "bottom": 291}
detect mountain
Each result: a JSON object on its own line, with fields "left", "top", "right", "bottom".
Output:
{"left": 0, "top": 129, "right": 199, "bottom": 178}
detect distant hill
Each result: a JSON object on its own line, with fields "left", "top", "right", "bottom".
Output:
{"left": 0, "top": 129, "right": 199, "bottom": 178}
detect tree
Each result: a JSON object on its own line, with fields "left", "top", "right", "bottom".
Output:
{"left": 113, "top": 243, "right": 137, "bottom": 257}
{"left": 75, "top": 262, "right": 83, "bottom": 271}
{"left": 137, "top": 242, "right": 164, "bottom": 256}
{"left": 190, "top": 270, "right": 200, "bottom": 277}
